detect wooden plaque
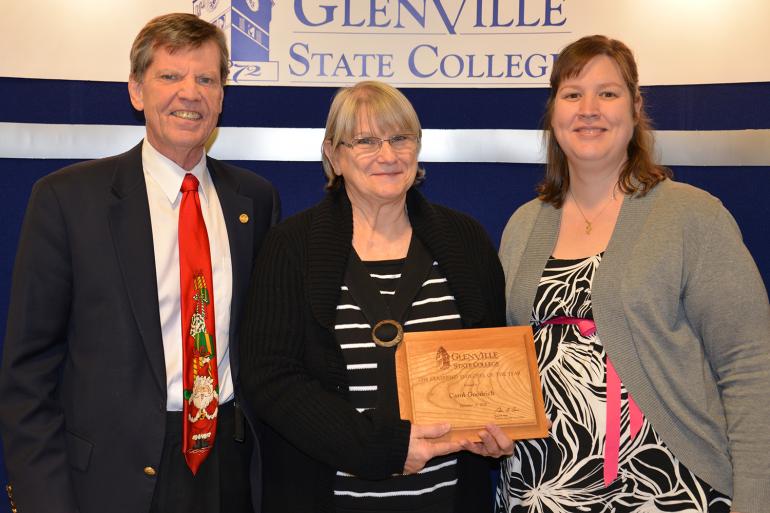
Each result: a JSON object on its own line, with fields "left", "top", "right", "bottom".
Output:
{"left": 395, "top": 326, "right": 548, "bottom": 442}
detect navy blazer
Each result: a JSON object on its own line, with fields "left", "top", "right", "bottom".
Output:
{"left": 0, "top": 142, "right": 279, "bottom": 513}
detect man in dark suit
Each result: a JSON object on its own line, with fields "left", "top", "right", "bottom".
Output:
{"left": 0, "top": 13, "right": 278, "bottom": 513}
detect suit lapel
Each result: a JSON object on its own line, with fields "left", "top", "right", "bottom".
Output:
{"left": 208, "top": 158, "right": 254, "bottom": 383}
{"left": 107, "top": 143, "right": 166, "bottom": 396}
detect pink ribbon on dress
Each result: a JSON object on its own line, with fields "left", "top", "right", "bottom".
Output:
{"left": 540, "top": 316, "right": 644, "bottom": 487}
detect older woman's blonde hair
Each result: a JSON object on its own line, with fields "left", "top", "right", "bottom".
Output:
{"left": 322, "top": 81, "right": 424, "bottom": 191}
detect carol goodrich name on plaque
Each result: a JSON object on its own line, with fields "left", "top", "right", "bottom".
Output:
{"left": 395, "top": 326, "right": 548, "bottom": 442}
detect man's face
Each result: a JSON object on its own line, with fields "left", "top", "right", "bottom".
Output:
{"left": 128, "top": 41, "right": 224, "bottom": 170}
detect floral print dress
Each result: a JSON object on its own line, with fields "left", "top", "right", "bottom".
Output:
{"left": 496, "top": 254, "right": 731, "bottom": 513}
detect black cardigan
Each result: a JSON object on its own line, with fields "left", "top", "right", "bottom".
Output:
{"left": 240, "top": 186, "right": 506, "bottom": 513}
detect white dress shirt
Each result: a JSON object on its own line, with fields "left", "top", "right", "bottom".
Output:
{"left": 141, "top": 139, "right": 234, "bottom": 411}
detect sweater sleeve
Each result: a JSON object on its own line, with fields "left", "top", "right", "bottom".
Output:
{"left": 682, "top": 203, "right": 770, "bottom": 513}
{"left": 238, "top": 226, "right": 411, "bottom": 480}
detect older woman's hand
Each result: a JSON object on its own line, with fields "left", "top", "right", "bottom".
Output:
{"left": 403, "top": 423, "right": 462, "bottom": 475}
{"left": 459, "top": 424, "right": 514, "bottom": 458}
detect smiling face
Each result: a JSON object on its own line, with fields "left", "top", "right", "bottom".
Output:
{"left": 551, "top": 55, "right": 640, "bottom": 175}
{"left": 128, "top": 40, "right": 223, "bottom": 170}
{"left": 325, "top": 112, "right": 419, "bottom": 207}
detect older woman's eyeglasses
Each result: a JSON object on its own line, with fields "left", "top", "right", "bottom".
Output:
{"left": 339, "top": 134, "right": 419, "bottom": 155}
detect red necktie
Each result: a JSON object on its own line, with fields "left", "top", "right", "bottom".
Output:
{"left": 179, "top": 173, "right": 219, "bottom": 475}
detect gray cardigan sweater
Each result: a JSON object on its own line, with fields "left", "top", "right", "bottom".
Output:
{"left": 499, "top": 179, "right": 770, "bottom": 513}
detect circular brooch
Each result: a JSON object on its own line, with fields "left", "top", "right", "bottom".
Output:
{"left": 372, "top": 319, "right": 404, "bottom": 348}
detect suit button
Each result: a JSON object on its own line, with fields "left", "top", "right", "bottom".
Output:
{"left": 143, "top": 466, "right": 157, "bottom": 476}
{"left": 5, "top": 483, "right": 12, "bottom": 494}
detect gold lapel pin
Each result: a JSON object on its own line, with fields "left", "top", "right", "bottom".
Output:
{"left": 239, "top": 213, "right": 249, "bottom": 224}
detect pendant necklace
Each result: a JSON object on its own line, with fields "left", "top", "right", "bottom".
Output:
{"left": 569, "top": 185, "right": 617, "bottom": 235}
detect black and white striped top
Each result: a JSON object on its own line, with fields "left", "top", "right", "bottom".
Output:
{"left": 333, "top": 257, "right": 464, "bottom": 513}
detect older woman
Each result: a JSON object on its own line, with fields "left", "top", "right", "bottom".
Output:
{"left": 496, "top": 36, "right": 770, "bottom": 513}
{"left": 240, "top": 81, "right": 512, "bottom": 513}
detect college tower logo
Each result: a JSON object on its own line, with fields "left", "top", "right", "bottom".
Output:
{"left": 436, "top": 346, "right": 451, "bottom": 371}
{"left": 194, "top": 0, "right": 278, "bottom": 82}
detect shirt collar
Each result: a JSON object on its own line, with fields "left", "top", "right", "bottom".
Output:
{"left": 141, "top": 139, "right": 210, "bottom": 206}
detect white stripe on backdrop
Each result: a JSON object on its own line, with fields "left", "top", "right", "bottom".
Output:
{"left": 1, "top": 122, "right": 769, "bottom": 166}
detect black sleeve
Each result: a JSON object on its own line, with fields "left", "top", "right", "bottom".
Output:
{"left": 0, "top": 178, "right": 79, "bottom": 513}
